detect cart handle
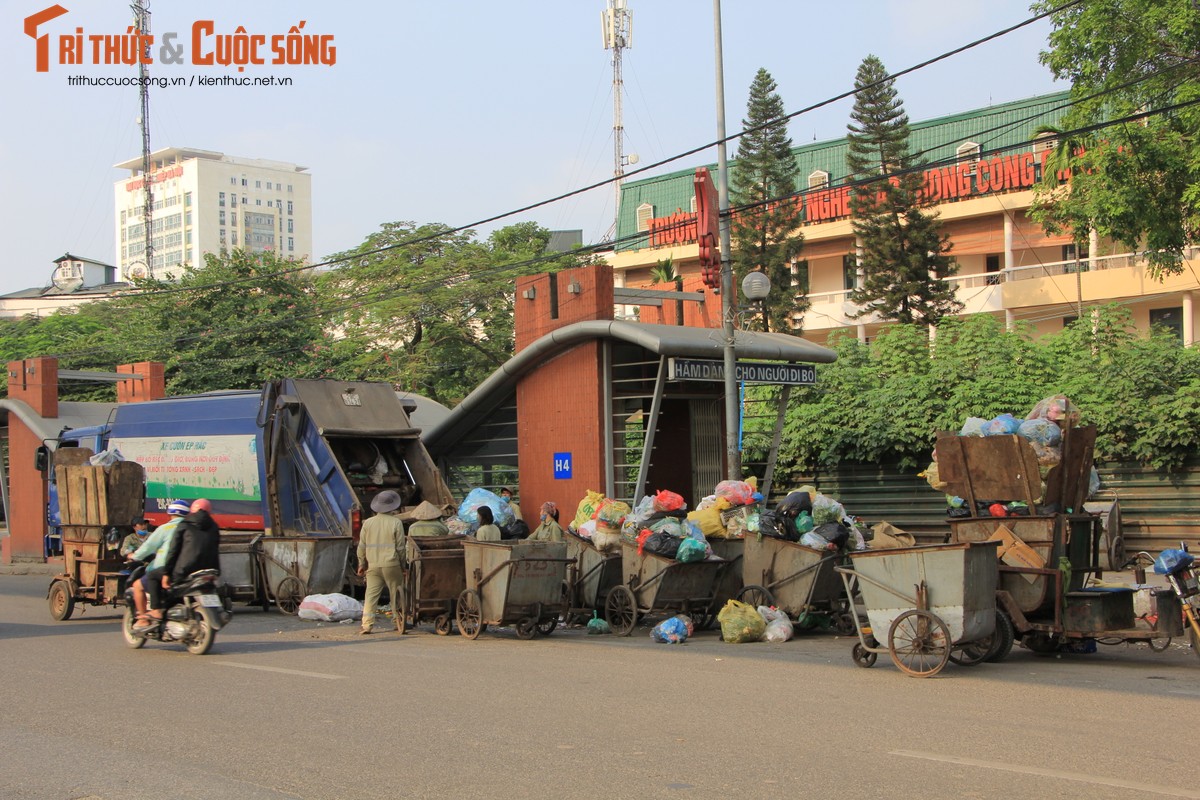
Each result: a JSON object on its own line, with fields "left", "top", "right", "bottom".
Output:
{"left": 833, "top": 565, "right": 921, "bottom": 608}
{"left": 760, "top": 553, "right": 838, "bottom": 594}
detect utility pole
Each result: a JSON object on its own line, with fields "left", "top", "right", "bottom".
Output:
{"left": 602, "top": 0, "right": 633, "bottom": 235}
{"left": 133, "top": 0, "right": 153, "bottom": 277}
{"left": 712, "top": 0, "right": 739, "bottom": 481}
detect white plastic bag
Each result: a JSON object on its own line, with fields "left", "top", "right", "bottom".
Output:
{"left": 298, "top": 593, "right": 363, "bottom": 622}
{"left": 763, "top": 616, "right": 794, "bottom": 642}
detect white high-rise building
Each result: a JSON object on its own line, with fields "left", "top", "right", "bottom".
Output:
{"left": 114, "top": 147, "right": 312, "bottom": 281}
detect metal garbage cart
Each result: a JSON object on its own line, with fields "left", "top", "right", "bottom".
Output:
{"left": 835, "top": 541, "right": 999, "bottom": 677}
{"left": 707, "top": 536, "right": 744, "bottom": 618}
{"left": 255, "top": 535, "right": 353, "bottom": 614}
{"left": 563, "top": 529, "right": 623, "bottom": 625}
{"left": 735, "top": 533, "right": 852, "bottom": 633}
{"left": 405, "top": 534, "right": 468, "bottom": 635}
{"left": 455, "top": 539, "right": 572, "bottom": 640}
{"left": 604, "top": 540, "right": 726, "bottom": 636}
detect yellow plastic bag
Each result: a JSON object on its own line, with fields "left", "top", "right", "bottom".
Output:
{"left": 573, "top": 490, "right": 605, "bottom": 530}
{"left": 717, "top": 599, "right": 765, "bottom": 643}
{"left": 687, "top": 507, "right": 726, "bottom": 539}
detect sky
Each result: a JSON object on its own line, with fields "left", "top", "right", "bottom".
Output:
{"left": 0, "top": 1, "right": 1066, "bottom": 297}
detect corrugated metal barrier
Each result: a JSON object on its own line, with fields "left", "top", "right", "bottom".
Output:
{"left": 775, "top": 460, "right": 1200, "bottom": 554}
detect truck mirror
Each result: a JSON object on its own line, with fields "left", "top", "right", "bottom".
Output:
{"left": 34, "top": 445, "right": 48, "bottom": 473}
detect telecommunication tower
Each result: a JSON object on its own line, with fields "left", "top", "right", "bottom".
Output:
{"left": 602, "top": 0, "right": 633, "bottom": 235}
{"left": 133, "top": 0, "right": 153, "bottom": 278}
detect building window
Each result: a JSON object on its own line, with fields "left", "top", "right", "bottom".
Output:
{"left": 1033, "top": 132, "right": 1056, "bottom": 156}
{"left": 184, "top": 192, "right": 191, "bottom": 207}
{"left": 232, "top": 231, "right": 238, "bottom": 246}
{"left": 185, "top": 230, "right": 192, "bottom": 245}
{"left": 242, "top": 195, "right": 247, "bottom": 206}
{"left": 793, "top": 260, "right": 810, "bottom": 294}
{"left": 1149, "top": 307, "right": 1184, "bottom": 341}
{"left": 231, "top": 194, "right": 237, "bottom": 207}
{"left": 843, "top": 254, "right": 858, "bottom": 291}
{"left": 287, "top": 184, "right": 293, "bottom": 193}
{"left": 287, "top": 219, "right": 293, "bottom": 233}
{"left": 241, "top": 177, "right": 247, "bottom": 186}
{"left": 256, "top": 199, "right": 261, "bottom": 206}
{"left": 636, "top": 203, "right": 654, "bottom": 232}
{"left": 985, "top": 253, "right": 1002, "bottom": 285}
{"left": 219, "top": 210, "right": 225, "bottom": 225}
{"left": 219, "top": 192, "right": 225, "bottom": 207}
{"left": 808, "top": 170, "right": 830, "bottom": 189}
{"left": 287, "top": 200, "right": 294, "bottom": 215}
{"left": 255, "top": 180, "right": 261, "bottom": 189}
{"left": 288, "top": 237, "right": 294, "bottom": 252}
{"left": 1063, "top": 243, "right": 1089, "bottom": 269}
{"left": 690, "top": 196, "right": 697, "bottom": 213}
{"left": 957, "top": 141, "right": 981, "bottom": 175}
{"left": 184, "top": 212, "right": 191, "bottom": 226}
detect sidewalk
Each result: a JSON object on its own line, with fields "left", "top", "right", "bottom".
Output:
{"left": 0, "top": 562, "right": 61, "bottom": 576}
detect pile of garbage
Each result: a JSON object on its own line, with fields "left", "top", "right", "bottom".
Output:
{"left": 713, "top": 600, "right": 796, "bottom": 643}
{"left": 921, "top": 394, "right": 1100, "bottom": 517}
{"left": 755, "top": 486, "right": 870, "bottom": 553}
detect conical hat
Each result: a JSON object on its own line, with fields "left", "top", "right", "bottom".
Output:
{"left": 411, "top": 500, "right": 444, "bottom": 520}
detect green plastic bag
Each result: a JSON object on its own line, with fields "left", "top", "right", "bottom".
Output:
{"left": 717, "top": 599, "right": 765, "bottom": 643}
{"left": 586, "top": 611, "right": 611, "bottom": 635}
{"left": 676, "top": 537, "right": 706, "bottom": 563}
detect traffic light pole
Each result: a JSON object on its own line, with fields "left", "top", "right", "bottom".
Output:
{"left": 712, "top": 0, "right": 739, "bottom": 481}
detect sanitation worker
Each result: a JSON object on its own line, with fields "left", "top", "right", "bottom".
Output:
{"left": 357, "top": 490, "right": 407, "bottom": 634}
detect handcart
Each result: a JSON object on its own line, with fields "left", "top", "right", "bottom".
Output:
{"left": 255, "top": 535, "right": 353, "bottom": 614}
{"left": 404, "top": 534, "right": 468, "bottom": 635}
{"left": 562, "top": 529, "right": 623, "bottom": 625}
{"left": 455, "top": 539, "right": 572, "bottom": 640}
{"left": 707, "top": 537, "right": 744, "bottom": 617}
{"left": 604, "top": 540, "right": 726, "bottom": 636}
{"left": 835, "top": 541, "right": 1000, "bottom": 677}
{"left": 49, "top": 524, "right": 132, "bottom": 619}
{"left": 736, "top": 533, "right": 853, "bottom": 634}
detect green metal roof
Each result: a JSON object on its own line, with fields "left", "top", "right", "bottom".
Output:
{"left": 616, "top": 91, "right": 1071, "bottom": 251}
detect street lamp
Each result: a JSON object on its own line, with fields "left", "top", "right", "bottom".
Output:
{"left": 741, "top": 271, "right": 771, "bottom": 303}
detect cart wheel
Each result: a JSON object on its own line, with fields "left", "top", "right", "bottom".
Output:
{"left": 1023, "top": 632, "right": 1061, "bottom": 655}
{"left": 516, "top": 617, "right": 538, "bottom": 640}
{"left": 834, "top": 612, "right": 858, "bottom": 636}
{"left": 984, "top": 610, "right": 1015, "bottom": 662}
{"left": 696, "top": 609, "right": 717, "bottom": 631}
{"left": 1148, "top": 635, "right": 1172, "bottom": 653}
{"left": 536, "top": 615, "right": 558, "bottom": 637}
{"left": 434, "top": 613, "right": 453, "bottom": 636}
{"left": 948, "top": 642, "right": 989, "bottom": 667}
{"left": 888, "top": 609, "right": 951, "bottom": 678}
{"left": 456, "top": 590, "right": 483, "bottom": 640}
{"left": 274, "top": 576, "right": 306, "bottom": 615}
{"left": 736, "top": 584, "right": 774, "bottom": 609}
{"left": 48, "top": 580, "right": 75, "bottom": 621}
{"left": 121, "top": 607, "right": 146, "bottom": 649}
{"left": 395, "top": 612, "right": 407, "bottom": 636}
{"left": 851, "top": 642, "right": 877, "bottom": 668}
{"left": 605, "top": 585, "right": 637, "bottom": 637}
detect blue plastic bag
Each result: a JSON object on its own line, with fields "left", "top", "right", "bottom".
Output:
{"left": 984, "top": 413, "right": 1021, "bottom": 436}
{"left": 1154, "top": 548, "right": 1194, "bottom": 575}
{"left": 457, "top": 487, "right": 514, "bottom": 529}
{"left": 650, "top": 615, "right": 692, "bottom": 643}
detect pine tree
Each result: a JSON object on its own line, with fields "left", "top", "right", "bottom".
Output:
{"left": 730, "top": 68, "right": 807, "bottom": 333}
{"left": 846, "top": 55, "right": 961, "bottom": 327}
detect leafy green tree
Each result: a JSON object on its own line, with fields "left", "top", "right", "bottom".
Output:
{"left": 0, "top": 306, "right": 121, "bottom": 400}
{"left": 846, "top": 55, "right": 961, "bottom": 326}
{"left": 730, "top": 68, "right": 807, "bottom": 333}
{"left": 1030, "top": 0, "right": 1200, "bottom": 277}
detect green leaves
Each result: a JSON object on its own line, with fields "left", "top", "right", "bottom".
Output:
{"left": 778, "top": 307, "right": 1200, "bottom": 472}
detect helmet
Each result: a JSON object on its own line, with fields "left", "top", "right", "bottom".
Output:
{"left": 166, "top": 501, "right": 190, "bottom": 516}
{"left": 190, "top": 498, "right": 212, "bottom": 513}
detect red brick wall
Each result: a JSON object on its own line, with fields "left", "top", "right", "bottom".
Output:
{"left": 3, "top": 358, "right": 58, "bottom": 563}
{"left": 515, "top": 263, "right": 613, "bottom": 353}
{"left": 624, "top": 271, "right": 719, "bottom": 329}
{"left": 116, "top": 361, "right": 165, "bottom": 403}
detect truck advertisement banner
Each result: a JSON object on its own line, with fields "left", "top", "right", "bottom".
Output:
{"left": 110, "top": 434, "right": 261, "bottom": 510}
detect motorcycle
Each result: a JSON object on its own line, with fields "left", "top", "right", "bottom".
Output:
{"left": 1154, "top": 542, "right": 1200, "bottom": 659}
{"left": 122, "top": 564, "right": 232, "bottom": 655}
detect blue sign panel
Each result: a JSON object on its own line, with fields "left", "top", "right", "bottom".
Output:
{"left": 553, "top": 452, "right": 572, "bottom": 480}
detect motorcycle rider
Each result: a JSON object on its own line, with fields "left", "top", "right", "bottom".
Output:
{"left": 161, "top": 498, "right": 221, "bottom": 596}
{"left": 129, "top": 500, "right": 191, "bottom": 632}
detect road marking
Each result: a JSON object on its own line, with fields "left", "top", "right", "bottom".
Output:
{"left": 891, "top": 750, "right": 1200, "bottom": 799}
{"left": 213, "top": 661, "right": 346, "bottom": 680}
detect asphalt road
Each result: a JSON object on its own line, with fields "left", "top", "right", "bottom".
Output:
{"left": 2, "top": 573, "right": 1198, "bottom": 800}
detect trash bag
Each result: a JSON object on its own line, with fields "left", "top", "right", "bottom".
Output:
{"left": 676, "top": 537, "right": 707, "bottom": 563}
{"left": 298, "top": 593, "right": 363, "bottom": 622}
{"left": 650, "top": 614, "right": 694, "bottom": 643}
{"left": 762, "top": 616, "right": 794, "bottom": 643}
{"left": 648, "top": 516, "right": 686, "bottom": 538}
{"left": 594, "top": 499, "right": 631, "bottom": 525}
{"left": 653, "top": 490, "right": 686, "bottom": 513}
{"left": 959, "top": 417, "right": 988, "bottom": 437}
{"left": 626, "top": 495, "right": 656, "bottom": 529}
{"left": 572, "top": 490, "right": 606, "bottom": 530}
{"left": 811, "top": 495, "right": 845, "bottom": 526}
{"left": 795, "top": 512, "right": 815, "bottom": 535}
{"left": 1018, "top": 418, "right": 1062, "bottom": 447}
{"left": 500, "top": 519, "right": 530, "bottom": 540}
{"left": 687, "top": 507, "right": 725, "bottom": 539}
{"left": 586, "top": 612, "right": 611, "bottom": 635}
{"left": 800, "top": 531, "right": 831, "bottom": 550}
{"left": 636, "top": 528, "right": 654, "bottom": 555}
{"left": 984, "top": 413, "right": 1021, "bottom": 436}
{"left": 458, "top": 488, "right": 514, "bottom": 529}
{"left": 643, "top": 531, "right": 682, "bottom": 559}
{"left": 1026, "top": 394, "right": 1078, "bottom": 426}
{"left": 717, "top": 599, "right": 765, "bottom": 643}
{"left": 591, "top": 525, "right": 622, "bottom": 554}
{"left": 775, "top": 490, "right": 813, "bottom": 520}
{"left": 1154, "top": 548, "right": 1195, "bottom": 575}
{"left": 714, "top": 480, "right": 755, "bottom": 506}
{"left": 757, "top": 509, "right": 789, "bottom": 540}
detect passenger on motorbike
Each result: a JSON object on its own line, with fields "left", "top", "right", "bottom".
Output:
{"left": 128, "top": 500, "right": 190, "bottom": 632}
{"left": 161, "top": 498, "right": 221, "bottom": 595}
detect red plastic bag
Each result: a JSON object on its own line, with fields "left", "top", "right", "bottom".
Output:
{"left": 637, "top": 528, "right": 654, "bottom": 555}
{"left": 714, "top": 480, "right": 754, "bottom": 506}
{"left": 653, "top": 490, "right": 685, "bottom": 513}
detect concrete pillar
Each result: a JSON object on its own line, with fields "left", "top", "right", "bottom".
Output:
{"left": 1184, "top": 290, "right": 1195, "bottom": 346}
{"left": 1089, "top": 228, "right": 1099, "bottom": 269}
{"left": 1003, "top": 212, "right": 1014, "bottom": 276}
{"left": 3, "top": 357, "right": 59, "bottom": 564}
{"left": 1005, "top": 309, "right": 1015, "bottom": 331}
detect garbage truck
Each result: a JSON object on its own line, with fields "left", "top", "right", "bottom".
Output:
{"left": 55, "top": 379, "right": 456, "bottom": 537}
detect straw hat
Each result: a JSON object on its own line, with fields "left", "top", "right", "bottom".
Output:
{"left": 411, "top": 501, "right": 443, "bottom": 521}
{"left": 370, "top": 490, "right": 403, "bottom": 513}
